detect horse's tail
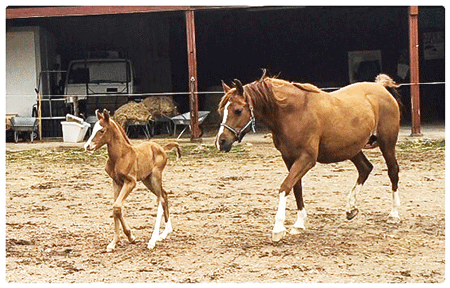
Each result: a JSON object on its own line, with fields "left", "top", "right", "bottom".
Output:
{"left": 163, "top": 142, "right": 181, "bottom": 160}
{"left": 375, "top": 74, "right": 403, "bottom": 110}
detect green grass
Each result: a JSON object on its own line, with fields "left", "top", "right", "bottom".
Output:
{"left": 6, "top": 142, "right": 250, "bottom": 164}
{"left": 396, "top": 139, "right": 445, "bottom": 152}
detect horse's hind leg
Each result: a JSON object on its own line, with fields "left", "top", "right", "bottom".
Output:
{"left": 379, "top": 141, "right": 400, "bottom": 223}
{"left": 346, "top": 151, "right": 373, "bottom": 220}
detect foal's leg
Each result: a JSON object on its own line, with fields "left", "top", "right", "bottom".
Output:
{"left": 107, "top": 179, "right": 136, "bottom": 252}
{"left": 143, "top": 168, "right": 172, "bottom": 249}
{"left": 157, "top": 188, "right": 172, "bottom": 241}
{"left": 107, "top": 181, "right": 122, "bottom": 252}
{"left": 346, "top": 151, "right": 373, "bottom": 220}
{"left": 273, "top": 152, "right": 316, "bottom": 242}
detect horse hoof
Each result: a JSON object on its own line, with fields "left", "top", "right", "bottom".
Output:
{"left": 290, "top": 227, "right": 304, "bottom": 235}
{"left": 147, "top": 242, "right": 156, "bottom": 250}
{"left": 272, "top": 230, "right": 286, "bottom": 242}
{"left": 346, "top": 208, "right": 359, "bottom": 220}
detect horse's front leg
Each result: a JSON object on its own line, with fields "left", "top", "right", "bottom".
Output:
{"left": 107, "top": 179, "right": 136, "bottom": 252}
{"left": 290, "top": 181, "right": 308, "bottom": 235}
{"left": 273, "top": 152, "right": 316, "bottom": 242}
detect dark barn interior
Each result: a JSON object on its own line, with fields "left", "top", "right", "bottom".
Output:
{"left": 7, "top": 6, "right": 445, "bottom": 136}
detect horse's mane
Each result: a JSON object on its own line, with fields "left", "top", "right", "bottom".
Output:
{"left": 218, "top": 74, "right": 322, "bottom": 114}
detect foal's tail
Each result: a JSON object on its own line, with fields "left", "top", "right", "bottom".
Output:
{"left": 375, "top": 74, "right": 403, "bottom": 110}
{"left": 163, "top": 142, "right": 181, "bottom": 160}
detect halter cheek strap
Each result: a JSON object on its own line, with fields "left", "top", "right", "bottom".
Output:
{"left": 220, "top": 105, "right": 256, "bottom": 143}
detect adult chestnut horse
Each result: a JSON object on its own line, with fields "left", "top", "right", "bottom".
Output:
{"left": 216, "top": 73, "right": 401, "bottom": 242}
{"left": 85, "top": 109, "right": 180, "bottom": 251}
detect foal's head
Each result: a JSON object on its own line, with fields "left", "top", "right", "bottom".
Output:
{"left": 215, "top": 79, "right": 255, "bottom": 152}
{"left": 84, "top": 109, "right": 122, "bottom": 153}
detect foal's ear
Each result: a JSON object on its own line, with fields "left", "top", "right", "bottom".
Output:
{"left": 95, "top": 109, "right": 103, "bottom": 120}
{"left": 102, "top": 109, "right": 110, "bottom": 122}
{"left": 222, "top": 80, "right": 231, "bottom": 93}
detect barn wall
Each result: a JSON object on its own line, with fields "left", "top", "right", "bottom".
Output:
{"left": 6, "top": 26, "right": 57, "bottom": 117}
{"left": 6, "top": 6, "right": 445, "bottom": 130}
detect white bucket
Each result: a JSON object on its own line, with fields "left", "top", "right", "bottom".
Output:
{"left": 61, "top": 121, "right": 90, "bottom": 143}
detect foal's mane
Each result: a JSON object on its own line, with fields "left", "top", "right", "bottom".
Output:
{"left": 218, "top": 75, "right": 323, "bottom": 114}
{"left": 110, "top": 118, "right": 132, "bottom": 145}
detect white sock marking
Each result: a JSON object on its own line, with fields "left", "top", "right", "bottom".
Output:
{"left": 273, "top": 191, "right": 287, "bottom": 233}
{"left": 389, "top": 190, "right": 401, "bottom": 219}
{"left": 148, "top": 202, "right": 164, "bottom": 249}
{"left": 346, "top": 183, "right": 362, "bottom": 212}
{"left": 293, "top": 208, "right": 307, "bottom": 229}
{"left": 158, "top": 217, "right": 172, "bottom": 241}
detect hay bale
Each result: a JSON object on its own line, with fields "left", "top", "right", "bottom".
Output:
{"left": 142, "top": 96, "right": 179, "bottom": 117}
{"left": 113, "top": 101, "right": 152, "bottom": 128}
{"left": 112, "top": 96, "right": 180, "bottom": 129}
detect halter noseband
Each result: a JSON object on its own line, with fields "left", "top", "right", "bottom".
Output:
{"left": 220, "top": 105, "right": 256, "bottom": 143}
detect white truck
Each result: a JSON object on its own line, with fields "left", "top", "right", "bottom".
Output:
{"left": 64, "top": 58, "right": 139, "bottom": 116}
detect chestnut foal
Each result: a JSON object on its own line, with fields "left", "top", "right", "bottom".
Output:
{"left": 85, "top": 109, "right": 180, "bottom": 251}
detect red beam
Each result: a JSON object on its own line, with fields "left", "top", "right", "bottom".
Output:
{"left": 409, "top": 6, "right": 422, "bottom": 136}
{"left": 6, "top": 6, "right": 191, "bottom": 19}
{"left": 185, "top": 9, "right": 201, "bottom": 140}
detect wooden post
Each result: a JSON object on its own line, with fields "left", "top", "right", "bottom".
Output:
{"left": 409, "top": 6, "right": 422, "bottom": 136}
{"left": 185, "top": 9, "right": 201, "bottom": 140}
{"left": 37, "top": 90, "right": 42, "bottom": 141}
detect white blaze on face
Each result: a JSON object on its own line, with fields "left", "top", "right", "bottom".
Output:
{"left": 84, "top": 121, "right": 102, "bottom": 152}
{"left": 215, "top": 101, "right": 231, "bottom": 149}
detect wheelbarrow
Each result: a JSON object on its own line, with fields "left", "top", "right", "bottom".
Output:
{"left": 171, "top": 111, "right": 210, "bottom": 139}
{"left": 10, "top": 117, "right": 39, "bottom": 143}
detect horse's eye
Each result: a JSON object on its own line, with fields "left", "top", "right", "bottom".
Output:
{"left": 234, "top": 109, "right": 242, "bottom": 116}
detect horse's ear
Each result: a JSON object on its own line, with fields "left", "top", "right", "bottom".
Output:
{"left": 233, "top": 79, "right": 244, "bottom": 95}
{"left": 102, "top": 109, "right": 110, "bottom": 122}
{"left": 222, "top": 80, "right": 231, "bottom": 93}
{"left": 95, "top": 109, "right": 103, "bottom": 120}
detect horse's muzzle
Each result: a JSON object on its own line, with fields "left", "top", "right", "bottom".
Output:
{"left": 84, "top": 142, "right": 96, "bottom": 153}
{"left": 217, "top": 138, "right": 233, "bottom": 152}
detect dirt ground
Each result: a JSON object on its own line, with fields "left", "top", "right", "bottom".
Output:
{"left": 5, "top": 134, "right": 445, "bottom": 283}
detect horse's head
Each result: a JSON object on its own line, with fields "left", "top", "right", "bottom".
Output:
{"left": 84, "top": 109, "right": 113, "bottom": 153}
{"left": 215, "top": 79, "right": 256, "bottom": 152}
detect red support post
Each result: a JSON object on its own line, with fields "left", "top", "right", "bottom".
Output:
{"left": 409, "top": 6, "right": 422, "bottom": 136}
{"left": 185, "top": 9, "right": 201, "bottom": 140}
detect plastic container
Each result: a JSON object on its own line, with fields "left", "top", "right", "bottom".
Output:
{"left": 65, "top": 114, "right": 85, "bottom": 124}
{"left": 61, "top": 121, "right": 90, "bottom": 143}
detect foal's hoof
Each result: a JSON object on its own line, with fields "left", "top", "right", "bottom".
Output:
{"left": 289, "top": 227, "right": 304, "bottom": 235}
{"left": 346, "top": 208, "right": 359, "bottom": 220}
{"left": 128, "top": 234, "right": 136, "bottom": 244}
{"left": 272, "top": 230, "right": 286, "bottom": 242}
{"left": 387, "top": 216, "right": 401, "bottom": 224}
{"left": 106, "top": 243, "right": 116, "bottom": 252}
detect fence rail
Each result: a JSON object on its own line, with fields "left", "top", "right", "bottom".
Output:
{"left": 6, "top": 80, "right": 445, "bottom": 99}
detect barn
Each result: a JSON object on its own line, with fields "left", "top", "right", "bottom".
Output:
{"left": 6, "top": 6, "right": 444, "bottom": 139}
